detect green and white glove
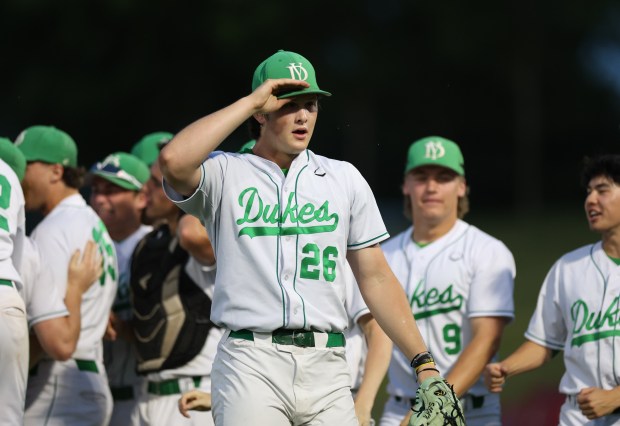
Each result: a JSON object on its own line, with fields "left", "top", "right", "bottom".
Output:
{"left": 408, "top": 376, "right": 466, "bottom": 426}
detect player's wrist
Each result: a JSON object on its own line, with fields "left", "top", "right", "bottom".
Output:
{"left": 410, "top": 351, "right": 440, "bottom": 382}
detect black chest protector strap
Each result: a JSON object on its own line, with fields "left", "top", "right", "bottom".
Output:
{"left": 130, "top": 225, "right": 214, "bottom": 374}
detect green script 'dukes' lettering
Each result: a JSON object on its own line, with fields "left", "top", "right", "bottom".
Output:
{"left": 236, "top": 187, "right": 339, "bottom": 238}
{"left": 570, "top": 297, "right": 620, "bottom": 347}
{"left": 410, "top": 280, "right": 463, "bottom": 320}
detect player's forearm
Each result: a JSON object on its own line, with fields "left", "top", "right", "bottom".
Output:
{"left": 55, "top": 286, "right": 84, "bottom": 356}
{"left": 349, "top": 247, "right": 430, "bottom": 364}
{"left": 446, "top": 341, "right": 499, "bottom": 397}
{"left": 160, "top": 96, "right": 257, "bottom": 191}
{"left": 355, "top": 318, "right": 392, "bottom": 407}
{"left": 500, "top": 340, "right": 552, "bottom": 378}
{"left": 178, "top": 216, "right": 215, "bottom": 266}
{"left": 447, "top": 317, "right": 506, "bottom": 396}
{"left": 363, "top": 279, "right": 428, "bottom": 361}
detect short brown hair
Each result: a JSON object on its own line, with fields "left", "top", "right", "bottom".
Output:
{"left": 62, "top": 166, "right": 86, "bottom": 189}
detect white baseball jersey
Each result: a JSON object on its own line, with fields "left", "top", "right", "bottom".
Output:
{"left": 25, "top": 194, "right": 118, "bottom": 425}
{"left": 382, "top": 220, "right": 515, "bottom": 398}
{"left": 344, "top": 264, "right": 371, "bottom": 390}
{"left": 526, "top": 242, "right": 620, "bottom": 396}
{"left": 20, "top": 236, "right": 68, "bottom": 327}
{"left": 0, "top": 159, "right": 28, "bottom": 426}
{"left": 30, "top": 193, "right": 118, "bottom": 361}
{"left": 0, "top": 159, "right": 25, "bottom": 291}
{"left": 164, "top": 149, "right": 389, "bottom": 332}
{"left": 104, "top": 224, "right": 151, "bottom": 426}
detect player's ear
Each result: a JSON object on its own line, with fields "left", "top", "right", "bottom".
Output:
{"left": 49, "top": 163, "right": 65, "bottom": 183}
{"left": 135, "top": 189, "right": 148, "bottom": 210}
{"left": 253, "top": 113, "right": 267, "bottom": 125}
{"left": 457, "top": 177, "right": 466, "bottom": 197}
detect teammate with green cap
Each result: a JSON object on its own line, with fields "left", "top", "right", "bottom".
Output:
{"left": 89, "top": 151, "right": 152, "bottom": 426}
{"left": 16, "top": 125, "right": 119, "bottom": 426}
{"left": 380, "top": 135, "right": 514, "bottom": 425}
{"left": 159, "top": 50, "right": 463, "bottom": 425}
{"left": 131, "top": 132, "right": 174, "bottom": 167}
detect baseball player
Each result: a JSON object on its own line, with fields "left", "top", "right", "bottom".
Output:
{"left": 485, "top": 154, "right": 620, "bottom": 426}
{"left": 89, "top": 152, "right": 152, "bottom": 426}
{"left": 132, "top": 156, "right": 222, "bottom": 426}
{"left": 0, "top": 138, "right": 101, "bottom": 370}
{"left": 0, "top": 154, "right": 28, "bottom": 426}
{"left": 159, "top": 50, "right": 463, "bottom": 425}
{"left": 16, "top": 125, "right": 118, "bottom": 425}
{"left": 380, "top": 136, "right": 515, "bottom": 426}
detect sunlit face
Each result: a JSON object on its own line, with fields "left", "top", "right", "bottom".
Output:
{"left": 584, "top": 175, "right": 620, "bottom": 234}
{"left": 402, "top": 165, "right": 466, "bottom": 225}
{"left": 21, "top": 161, "right": 57, "bottom": 212}
{"left": 90, "top": 176, "right": 146, "bottom": 232}
{"left": 256, "top": 94, "right": 318, "bottom": 159}
{"left": 144, "top": 160, "right": 177, "bottom": 222}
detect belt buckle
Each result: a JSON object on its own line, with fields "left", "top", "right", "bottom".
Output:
{"left": 291, "top": 330, "right": 311, "bottom": 347}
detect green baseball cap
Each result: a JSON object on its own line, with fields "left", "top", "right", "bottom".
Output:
{"left": 15, "top": 125, "right": 78, "bottom": 167}
{"left": 405, "top": 136, "right": 465, "bottom": 176}
{"left": 131, "top": 131, "right": 173, "bottom": 166}
{"left": 252, "top": 50, "right": 332, "bottom": 99}
{"left": 0, "top": 137, "right": 26, "bottom": 181}
{"left": 90, "top": 152, "right": 150, "bottom": 191}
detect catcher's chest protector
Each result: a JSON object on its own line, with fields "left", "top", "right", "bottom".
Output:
{"left": 130, "top": 224, "right": 214, "bottom": 374}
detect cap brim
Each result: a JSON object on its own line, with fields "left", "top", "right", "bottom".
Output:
{"left": 91, "top": 171, "right": 141, "bottom": 191}
{"left": 277, "top": 89, "right": 332, "bottom": 99}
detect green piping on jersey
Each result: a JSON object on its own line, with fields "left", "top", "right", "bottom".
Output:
{"left": 292, "top": 164, "right": 309, "bottom": 328}
{"left": 348, "top": 232, "right": 389, "bottom": 248}
{"left": 260, "top": 170, "right": 288, "bottom": 328}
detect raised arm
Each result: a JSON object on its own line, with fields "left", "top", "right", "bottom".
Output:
{"left": 159, "top": 78, "right": 310, "bottom": 196}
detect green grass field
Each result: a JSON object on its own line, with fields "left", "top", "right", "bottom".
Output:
{"left": 372, "top": 202, "right": 594, "bottom": 420}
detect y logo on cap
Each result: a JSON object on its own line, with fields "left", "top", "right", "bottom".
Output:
{"left": 287, "top": 63, "right": 308, "bottom": 81}
{"left": 424, "top": 141, "right": 446, "bottom": 160}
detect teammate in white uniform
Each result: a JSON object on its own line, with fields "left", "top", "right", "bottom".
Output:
{"left": 0, "top": 151, "right": 28, "bottom": 426}
{"left": 159, "top": 50, "right": 456, "bottom": 425}
{"left": 134, "top": 156, "right": 221, "bottom": 426}
{"left": 15, "top": 125, "right": 118, "bottom": 426}
{"left": 485, "top": 154, "right": 620, "bottom": 426}
{"left": 380, "top": 136, "right": 515, "bottom": 426}
{"left": 0, "top": 138, "right": 101, "bottom": 371}
{"left": 344, "top": 264, "right": 393, "bottom": 426}
{"left": 89, "top": 152, "right": 152, "bottom": 426}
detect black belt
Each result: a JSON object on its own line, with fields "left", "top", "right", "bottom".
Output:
{"left": 230, "top": 329, "right": 345, "bottom": 348}
{"left": 395, "top": 394, "right": 484, "bottom": 409}
{"left": 111, "top": 386, "right": 134, "bottom": 401}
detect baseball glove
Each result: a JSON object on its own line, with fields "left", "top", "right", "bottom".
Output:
{"left": 408, "top": 377, "right": 466, "bottom": 426}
